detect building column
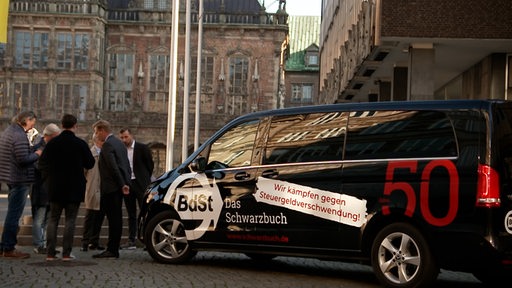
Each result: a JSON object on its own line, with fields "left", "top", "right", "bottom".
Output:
{"left": 408, "top": 43, "right": 435, "bottom": 100}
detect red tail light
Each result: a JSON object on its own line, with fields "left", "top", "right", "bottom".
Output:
{"left": 476, "top": 163, "right": 501, "bottom": 208}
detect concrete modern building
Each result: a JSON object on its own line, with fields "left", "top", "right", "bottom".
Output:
{"left": 0, "top": 0, "right": 289, "bottom": 174}
{"left": 319, "top": 0, "right": 512, "bottom": 103}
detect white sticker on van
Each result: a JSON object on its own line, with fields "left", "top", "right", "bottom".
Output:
{"left": 164, "top": 172, "right": 223, "bottom": 240}
{"left": 255, "top": 177, "right": 367, "bottom": 227}
{"left": 505, "top": 210, "right": 512, "bottom": 234}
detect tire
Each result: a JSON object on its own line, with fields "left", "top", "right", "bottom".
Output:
{"left": 144, "top": 210, "right": 195, "bottom": 264}
{"left": 371, "top": 223, "right": 438, "bottom": 288}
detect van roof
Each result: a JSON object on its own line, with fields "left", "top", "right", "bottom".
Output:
{"left": 236, "top": 99, "right": 510, "bottom": 122}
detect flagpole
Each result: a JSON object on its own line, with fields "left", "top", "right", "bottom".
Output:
{"left": 166, "top": 0, "right": 180, "bottom": 170}
{"left": 182, "top": 0, "right": 191, "bottom": 162}
{"left": 194, "top": 0, "right": 204, "bottom": 151}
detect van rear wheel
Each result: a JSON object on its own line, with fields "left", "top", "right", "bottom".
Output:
{"left": 145, "top": 210, "right": 195, "bottom": 264}
{"left": 371, "top": 223, "right": 438, "bottom": 288}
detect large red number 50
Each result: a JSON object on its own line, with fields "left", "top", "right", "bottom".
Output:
{"left": 383, "top": 160, "right": 459, "bottom": 227}
{"left": 420, "top": 160, "right": 458, "bottom": 226}
{"left": 383, "top": 161, "right": 417, "bottom": 217}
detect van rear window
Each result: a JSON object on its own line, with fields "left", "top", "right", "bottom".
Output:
{"left": 344, "top": 110, "right": 457, "bottom": 160}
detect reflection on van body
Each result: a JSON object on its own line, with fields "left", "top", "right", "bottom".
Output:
{"left": 139, "top": 100, "right": 512, "bottom": 288}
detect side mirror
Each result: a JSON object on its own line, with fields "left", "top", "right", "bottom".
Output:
{"left": 190, "top": 156, "right": 207, "bottom": 172}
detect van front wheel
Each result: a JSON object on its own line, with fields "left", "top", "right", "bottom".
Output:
{"left": 371, "top": 223, "right": 438, "bottom": 288}
{"left": 145, "top": 210, "right": 195, "bottom": 264}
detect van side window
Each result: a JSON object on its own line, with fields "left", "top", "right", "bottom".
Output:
{"left": 207, "top": 119, "right": 260, "bottom": 168}
{"left": 345, "top": 110, "right": 457, "bottom": 160}
{"left": 264, "top": 112, "right": 348, "bottom": 164}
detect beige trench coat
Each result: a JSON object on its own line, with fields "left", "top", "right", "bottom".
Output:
{"left": 84, "top": 145, "right": 101, "bottom": 210}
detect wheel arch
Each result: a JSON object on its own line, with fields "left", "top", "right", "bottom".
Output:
{"left": 141, "top": 201, "right": 179, "bottom": 242}
{"left": 361, "top": 209, "right": 437, "bottom": 261}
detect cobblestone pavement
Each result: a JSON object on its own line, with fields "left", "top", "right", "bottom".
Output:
{"left": 0, "top": 192, "right": 484, "bottom": 288}
{"left": 0, "top": 246, "right": 484, "bottom": 288}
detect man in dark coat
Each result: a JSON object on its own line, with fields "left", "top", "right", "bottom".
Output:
{"left": 39, "top": 114, "right": 95, "bottom": 261}
{"left": 91, "top": 119, "right": 131, "bottom": 259}
{"left": 119, "top": 128, "right": 154, "bottom": 249}
{"left": 0, "top": 111, "right": 41, "bottom": 259}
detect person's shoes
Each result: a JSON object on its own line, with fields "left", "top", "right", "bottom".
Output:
{"left": 88, "top": 244, "right": 105, "bottom": 250}
{"left": 80, "top": 245, "right": 88, "bottom": 252}
{"left": 92, "top": 250, "right": 119, "bottom": 259}
{"left": 33, "top": 246, "right": 47, "bottom": 254}
{"left": 42, "top": 248, "right": 61, "bottom": 254}
{"left": 62, "top": 254, "right": 76, "bottom": 261}
{"left": 3, "top": 249, "right": 30, "bottom": 259}
{"left": 120, "top": 241, "right": 136, "bottom": 250}
{"left": 46, "top": 255, "right": 59, "bottom": 261}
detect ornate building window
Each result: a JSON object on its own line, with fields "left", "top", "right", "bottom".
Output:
{"left": 107, "top": 53, "right": 134, "bottom": 111}
{"left": 304, "top": 44, "right": 319, "bottom": 67}
{"left": 73, "top": 33, "right": 89, "bottom": 70}
{"left": 228, "top": 56, "right": 249, "bottom": 114}
{"left": 57, "top": 32, "right": 89, "bottom": 70}
{"left": 306, "top": 53, "right": 318, "bottom": 66}
{"left": 191, "top": 55, "right": 215, "bottom": 113}
{"left": 148, "top": 54, "right": 169, "bottom": 113}
{"left": 229, "top": 56, "right": 248, "bottom": 94}
{"left": 14, "top": 82, "right": 48, "bottom": 117}
{"left": 144, "top": 0, "right": 168, "bottom": 10}
{"left": 291, "top": 83, "right": 313, "bottom": 103}
{"left": 14, "top": 31, "right": 49, "bottom": 69}
{"left": 57, "top": 33, "right": 72, "bottom": 69}
{"left": 56, "top": 83, "right": 87, "bottom": 120}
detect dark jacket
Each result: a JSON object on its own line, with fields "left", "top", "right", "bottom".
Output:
{"left": 99, "top": 134, "right": 131, "bottom": 194}
{"left": 0, "top": 123, "right": 39, "bottom": 185}
{"left": 132, "top": 141, "right": 154, "bottom": 193}
{"left": 31, "top": 137, "right": 48, "bottom": 206}
{"left": 38, "top": 130, "right": 95, "bottom": 203}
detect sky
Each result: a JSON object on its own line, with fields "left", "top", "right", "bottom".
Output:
{"left": 264, "top": 0, "right": 322, "bottom": 16}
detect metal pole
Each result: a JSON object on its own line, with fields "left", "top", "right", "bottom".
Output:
{"left": 166, "top": 0, "right": 180, "bottom": 170}
{"left": 182, "top": 0, "right": 191, "bottom": 162}
{"left": 194, "top": 0, "right": 204, "bottom": 151}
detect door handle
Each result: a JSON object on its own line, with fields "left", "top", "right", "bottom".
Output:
{"left": 261, "top": 169, "right": 278, "bottom": 178}
{"left": 234, "top": 171, "right": 250, "bottom": 180}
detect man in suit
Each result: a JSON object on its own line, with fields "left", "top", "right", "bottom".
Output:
{"left": 39, "top": 114, "right": 95, "bottom": 261}
{"left": 118, "top": 128, "right": 154, "bottom": 249}
{"left": 91, "top": 120, "right": 131, "bottom": 259}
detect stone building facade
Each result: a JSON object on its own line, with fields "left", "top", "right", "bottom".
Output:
{"left": 0, "top": 0, "right": 289, "bottom": 176}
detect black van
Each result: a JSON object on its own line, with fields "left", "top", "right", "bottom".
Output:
{"left": 138, "top": 100, "right": 512, "bottom": 287}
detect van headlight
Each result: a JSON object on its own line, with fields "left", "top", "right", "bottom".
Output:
{"left": 146, "top": 191, "right": 160, "bottom": 203}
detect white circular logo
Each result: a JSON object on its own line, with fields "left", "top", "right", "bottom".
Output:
{"left": 164, "top": 172, "right": 222, "bottom": 240}
{"left": 505, "top": 210, "right": 512, "bottom": 234}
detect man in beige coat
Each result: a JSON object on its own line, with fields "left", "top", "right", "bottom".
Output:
{"left": 81, "top": 135, "right": 105, "bottom": 251}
